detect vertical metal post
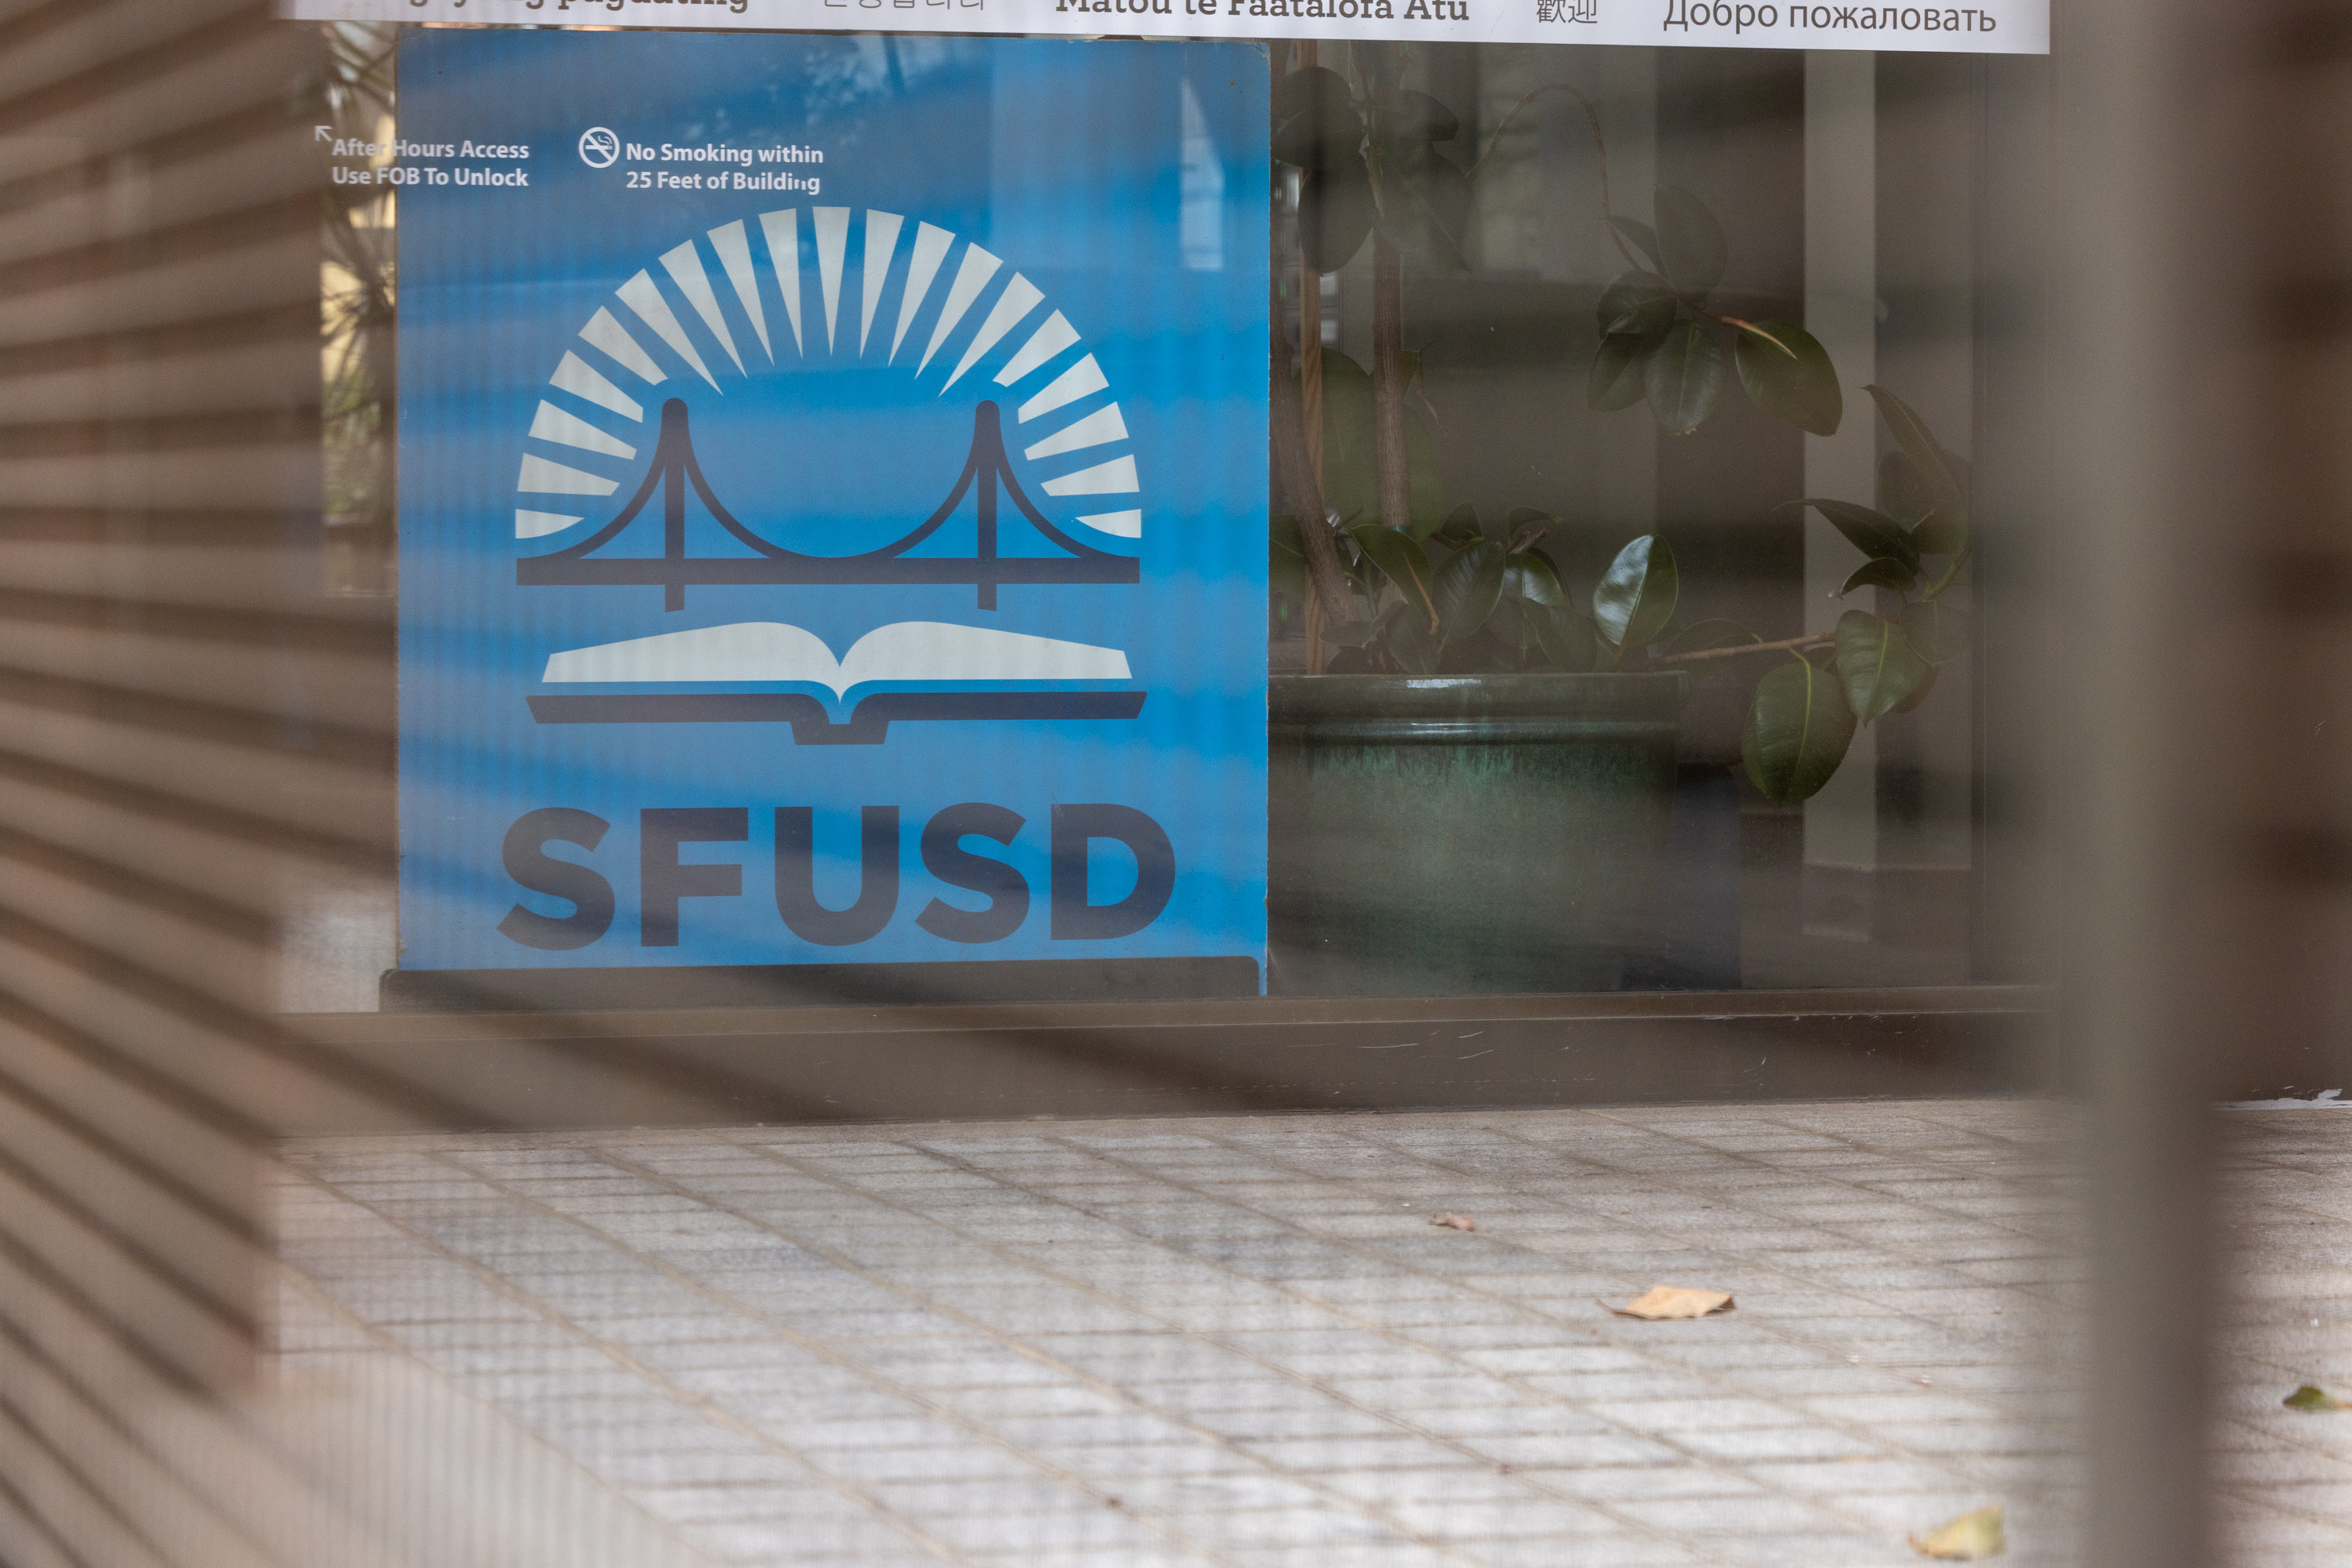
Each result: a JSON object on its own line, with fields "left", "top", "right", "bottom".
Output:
{"left": 2060, "top": 0, "right": 2246, "bottom": 1563}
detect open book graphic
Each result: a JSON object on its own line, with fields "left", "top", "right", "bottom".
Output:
{"left": 541, "top": 620, "right": 1131, "bottom": 700}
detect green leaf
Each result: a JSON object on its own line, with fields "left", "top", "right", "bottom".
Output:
{"left": 1432, "top": 539, "right": 1508, "bottom": 646}
{"left": 1654, "top": 186, "right": 1727, "bottom": 296}
{"left": 1743, "top": 656, "right": 1857, "bottom": 805}
{"left": 1316, "top": 347, "right": 1444, "bottom": 538}
{"left": 1274, "top": 66, "right": 1358, "bottom": 150}
{"left": 1487, "top": 550, "right": 1565, "bottom": 656}
{"left": 1731, "top": 318, "right": 1842, "bottom": 436}
{"left": 1526, "top": 600, "right": 1599, "bottom": 672}
{"left": 1486, "top": 593, "right": 1527, "bottom": 653}
{"left": 1596, "top": 270, "right": 1675, "bottom": 338}
{"left": 1878, "top": 451, "right": 1936, "bottom": 527}
{"left": 1299, "top": 164, "right": 1375, "bottom": 274}
{"left": 1504, "top": 506, "right": 1559, "bottom": 538}
{"left": 1378, "top": 597, "right": 1439, "bottom": 674}
{"left": 1348, "top": 521, "right": 1437, "bottom": 630}
{"left": 1900, "top": 599, "right": 1970, "bottom": 663}
{"left": 1608, "top": 215, "right": 1663, "bottom": 271}
{"left": 1387, "top": 87, "right": 1460, "bottom": 143}
{"left": 1840, "top": 557, "right": 1918, "bottom": 597}
{"left": 1276, "top": 67, "right": 1374, "bottom": 273}
{"left": 1798, "top": 498, "right": 1921, "bottom": 572}
{"left": 1865, "top": 384, "right": 1969, "bottom": 532}
{"left": 1646, "top": 320, "right": 1726, "bottom": 434}
{"left": 1590, "top": 329, "right": 1662, "bottom": 412}
{"left": 1496, "top": 552, "right": 1571, "bottom": 662}
{"left": 1909, "top": 510, "right": 1969, "bottom": 558}
{"left": 1891, "top": 658, "right": 1939, "bottom": 714}
{"left": 1592, "top": 534, "right": 1679, "bottom": 650}
{"left": 1319, "top": 617, "right": 1377, "bottom": 647}
{"left": 1432, "top": 502, "right": 1483, "bottom": 548}
{"left": 1406, "top": 402, "right": 1446, "bottom": 537}
{"left": 1833, "top": 609, "right": 1935, "bottom": 725}
{"left": 1503, "top": 550, "right": 1566, "bottom": 608}
{"left": 2286, "top": 1385, "right": 2348, "bottom": 1413}
{"left": 1373, "top": 150, "right": 1473, "bottom": 272}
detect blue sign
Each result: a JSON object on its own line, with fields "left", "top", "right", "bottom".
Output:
{"left": 394, "top": 31, "right": 1270, "bottom": 993}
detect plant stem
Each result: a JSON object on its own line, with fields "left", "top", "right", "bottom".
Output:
{"left": 1301, "top": 270, "right": 1325, "bottom": 481}
{"left": 1371, "top": 230, "right": 1410, "bottom": 532}
{"left": 1269, "top": 260, "right": 1351, "bottom": 637}
{"left": 1295, "top": 45, "right": 1324, "bottom": 488}
{"left": 1466, "top": 80, "right": 1642, "bottom": 274}
{"left": 1269, "top": 44, "right": 1352, "bottom": 664}
{"left": 1653, "top": 631, "right": 1834, "bottom": 666}
{"left": 1919, "top": 554, "right": 1968, "bottom": 601}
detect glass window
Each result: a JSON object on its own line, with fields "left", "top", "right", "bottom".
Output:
{"left": 291, "top": 27, "right": 2051, "bottom": 1013}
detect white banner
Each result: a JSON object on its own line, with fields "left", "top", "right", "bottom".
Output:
{"left": 284, "top": 0, "right": 2047, "bottom": 55}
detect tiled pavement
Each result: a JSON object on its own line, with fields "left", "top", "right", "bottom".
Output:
{"left": 270, "top": 1099, "right": 2352, "bottom": 1567}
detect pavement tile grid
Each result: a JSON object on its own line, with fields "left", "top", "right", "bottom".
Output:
{"left": 2212, "top": 1109, "right": 2352, "bottom": 1566}
{"left": 267, "top": 1100, "right": 2340, "bottom": 1568}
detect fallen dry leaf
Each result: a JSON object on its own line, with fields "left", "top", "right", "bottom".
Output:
{"left": 2285, "top": 1385, "right": 2347, "bottom": 1412}
{"left": 1910, "top": 1504, "right": 2005, "bottom": 1559}
{"left": 1605, "top": 1285, "right": 1734, "bottom": 1320}
{"left": 1429, "top": 1213, "right": 1476, "bottom": 1232}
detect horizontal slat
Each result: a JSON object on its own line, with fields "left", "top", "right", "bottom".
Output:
{"left": 0, "top": 1392, "right": 172, "bottom": 1568}
{"left": 0, "top": 441, "right": 318, "bottom": 510}
{"left": 0, "top": 1073, "right": 259, "bottom": 1330}
{"left": 0, "top": 26, "right": 314, "bottom": 209}
{"left": 0, "top": 1154, "right": 249, "bottom": 1396}
{"left": 0, "top": 3, "right": 336, "bottom": 1555}
{"left": 0, "top": 852, "right": 274, "bottom": 1004}
{"left": 0, "top": 746, "right": 383, "bottom": 870}
{"left": 0, "top": 533, "right": 389, "bottom": 620}
{"left": 0, "top": 194, "right": 316, "bottom": 300}
{"left": 0, "top": 119, "right": 315, "bottom": 276}
{"left": 0, "top": 300, "right": 314, "bottom": 383}
{"left": 0, "top": 699, "right": 385, "bottom": 840}
{"left": 0, "top": 220, "right": 314, "bottom": 348}
{"left": 0, "top": 622, "right": 387, "bottom": 729}
{"left": 0, "top": 771, "right": 331, "bottom": 917}
{"left": 0, "top": 934, "right": 433, "bottom": 1135}
{"left": 0, "top": 1473, "right": 78, "bottom": 1568}
{"left": 0, "top": 408, "right": 314, "bottom": 460}
{"left": 0, "top": 503, "right": 306, "bottom": 547}
{"left": 0, "top": 0, "right": 265, "bottom": 140}
{"left": 0, "top": 1003, "right": 266, "bottom": 1217}
{"left": 0, "top": 665, "right": 387, "bottom": 779}
{"left": 0, "top": 0, "right": 105, "bottom": 46}
{"left": 0, "top": 1253, "right": 268, "bottom": 1568}
{"left": 0, "top": 585, "right": 387, "bottom": 661}
{"left": 0, "top": 335, "right": 316, "bottom": 427}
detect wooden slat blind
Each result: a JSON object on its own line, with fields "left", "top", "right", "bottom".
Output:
{"left": 0, "top": 9, "right": 416, "bottom": 1562}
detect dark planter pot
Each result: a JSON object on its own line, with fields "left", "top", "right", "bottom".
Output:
{"left": 1268, "top": 672, "right": 1689, "bottom": 996}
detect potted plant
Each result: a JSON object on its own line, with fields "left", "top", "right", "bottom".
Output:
{"left": 1265, "top": 48, "right": 1929, "bottom": 995}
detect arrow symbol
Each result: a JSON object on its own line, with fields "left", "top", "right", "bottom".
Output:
{"left": 314, "top": 125, "right": 332, "bottom": 142}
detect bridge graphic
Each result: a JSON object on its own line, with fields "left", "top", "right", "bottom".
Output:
{"left": 518, "top": 396, "right": 1145, "bottom": 744}
{"left": 517, "top": 397, "right": 1141, "bottom": 612}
